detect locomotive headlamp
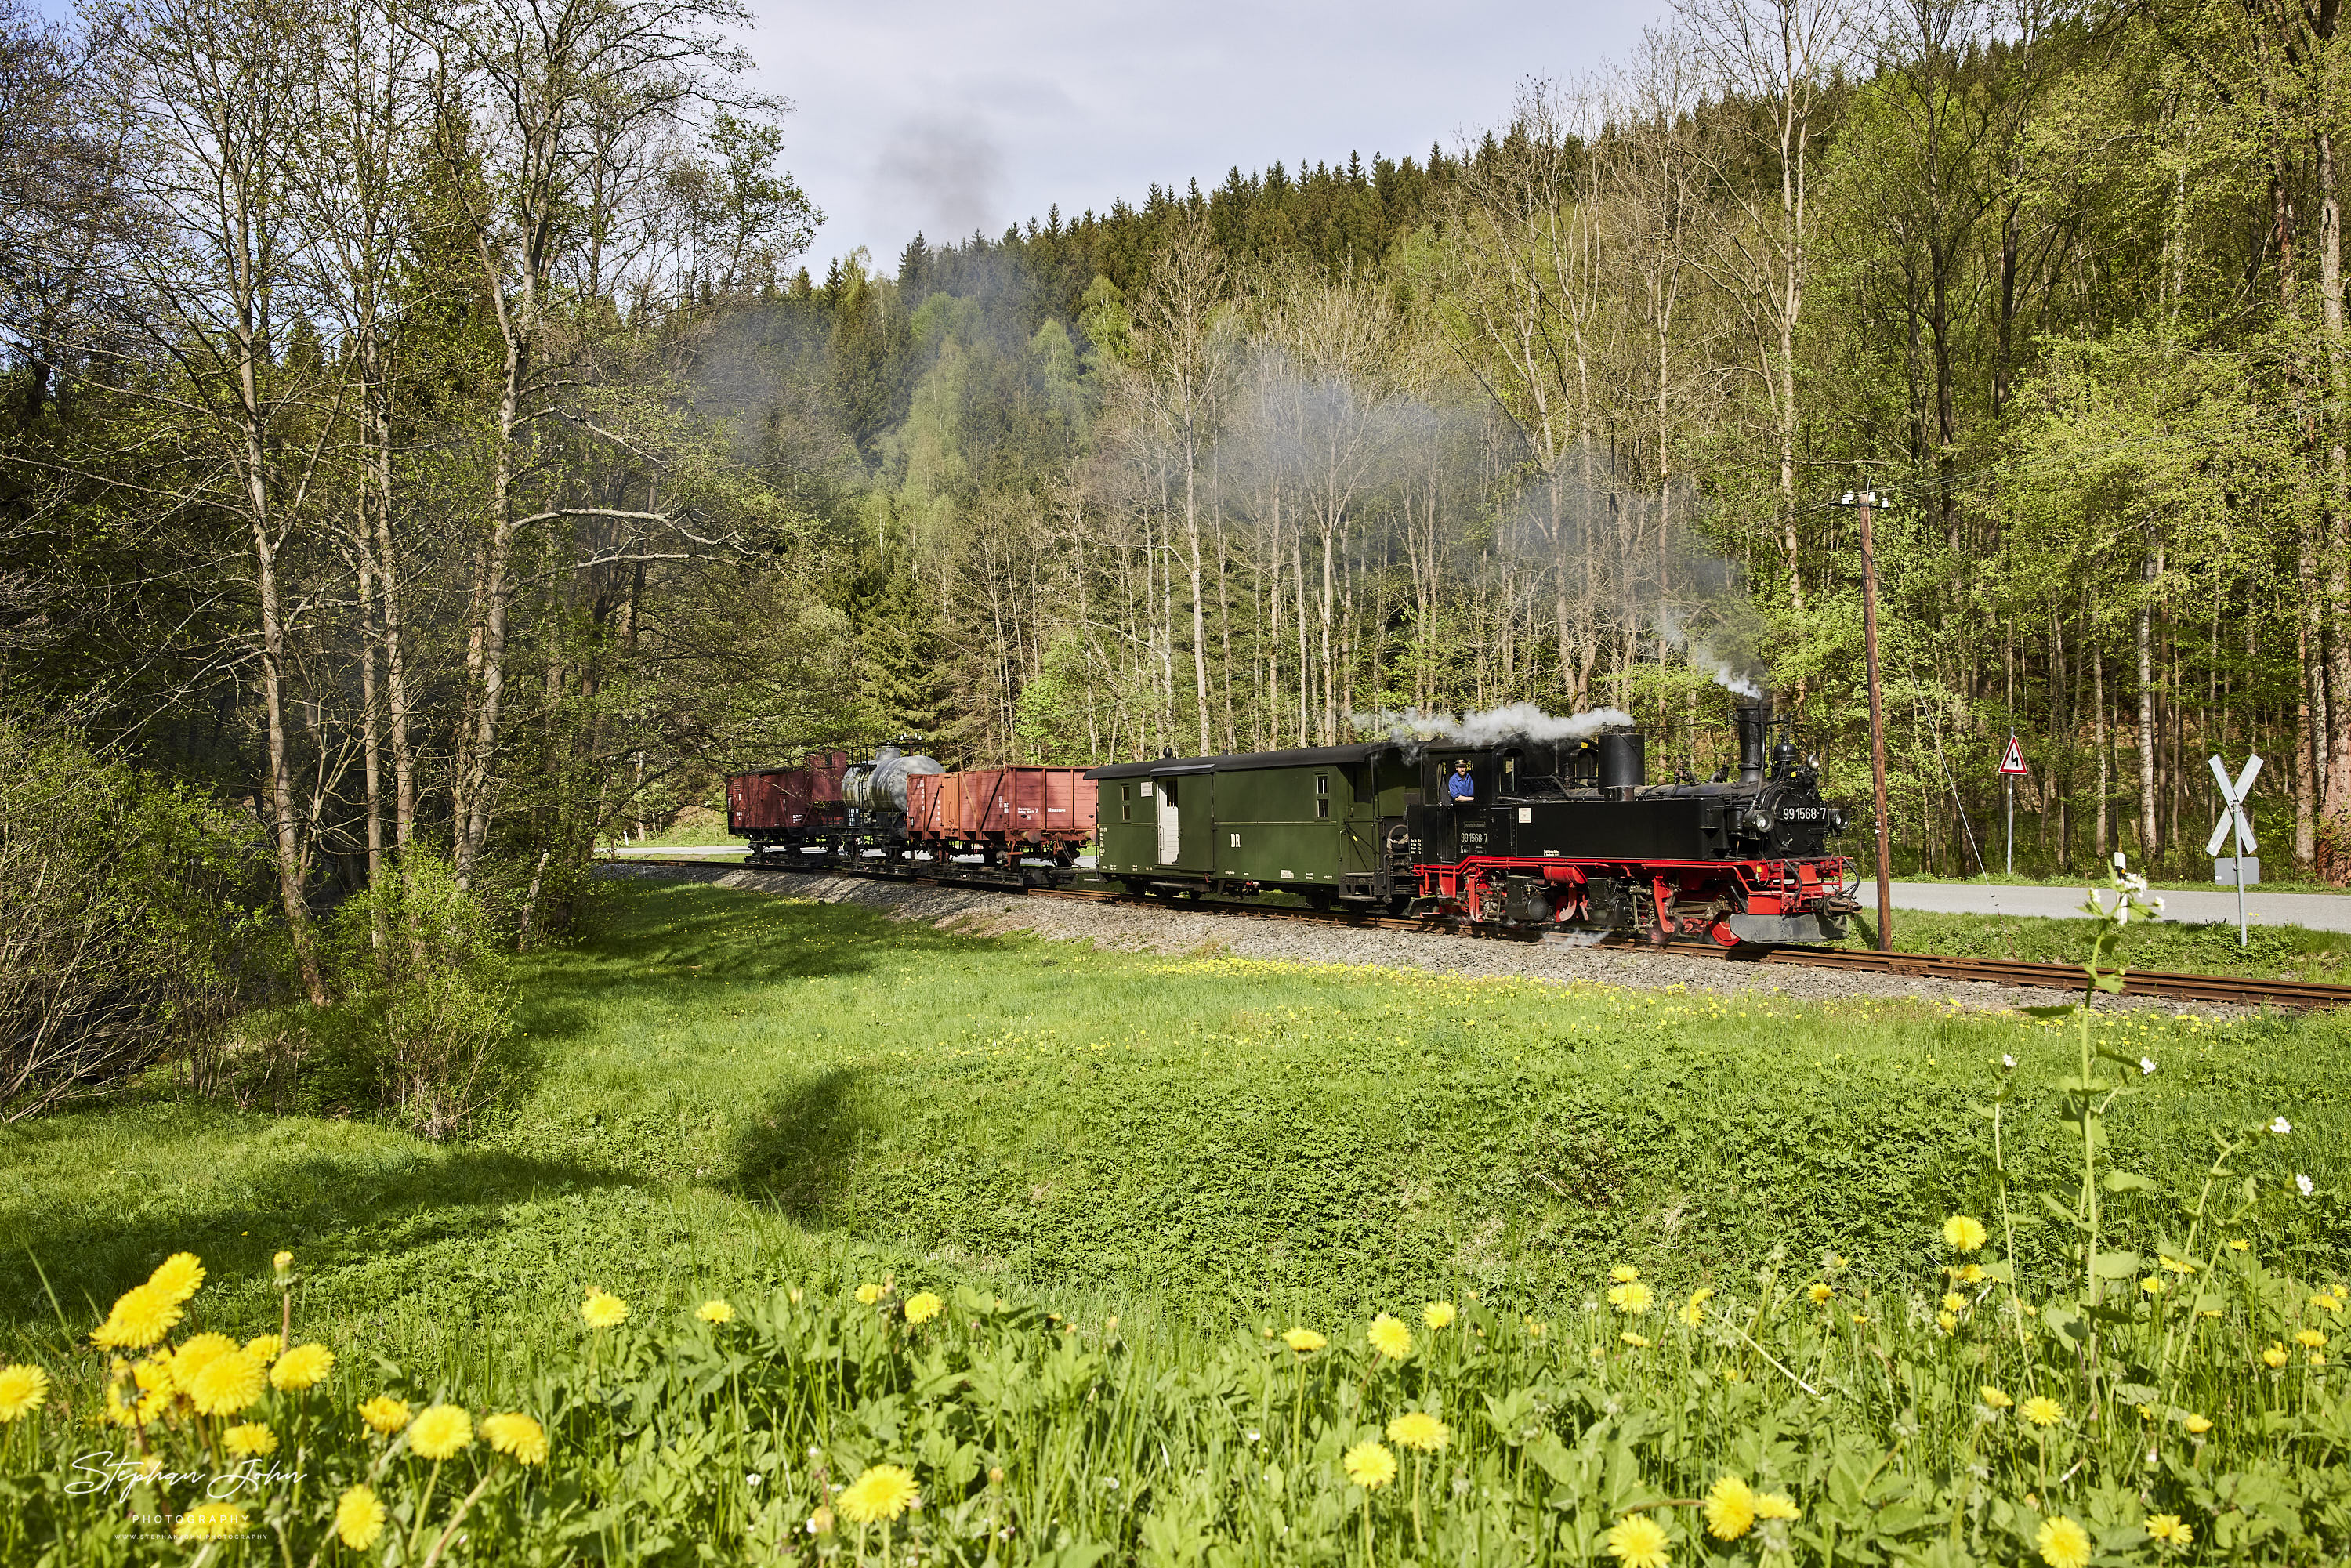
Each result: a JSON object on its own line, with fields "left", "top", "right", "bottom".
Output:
{"left": 1743, "top": 807, "right": 1771, "bottom": 837}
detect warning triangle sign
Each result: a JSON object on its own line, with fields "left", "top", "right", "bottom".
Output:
{"left": 1998, "top": 736, "right": 2028, "bottom": 776}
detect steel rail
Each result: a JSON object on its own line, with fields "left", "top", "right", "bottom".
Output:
{"left": 608, "top": 855, "right": 2351, "bottom": 1010}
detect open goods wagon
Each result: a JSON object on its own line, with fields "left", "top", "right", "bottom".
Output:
{"left": 726, "top": 749, "right": 851, "bottom": 849}
{"left": 907, "top": 766, "right": 1096, "bottom": 860}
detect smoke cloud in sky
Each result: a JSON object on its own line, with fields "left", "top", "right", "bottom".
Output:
{"left": 871, "top": 112, "right": 1008, "bottom": 247}
{"left": 1356, "top": 704, "right": 1637, "bottom": 747}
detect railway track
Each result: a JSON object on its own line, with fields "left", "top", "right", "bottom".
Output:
{"left": 610, "top": 854, "right": 2351, "bottom": 1011}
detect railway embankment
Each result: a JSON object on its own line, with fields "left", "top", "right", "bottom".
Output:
{"left": 596, "top": 860, "right": 2260, "bottom": 1015}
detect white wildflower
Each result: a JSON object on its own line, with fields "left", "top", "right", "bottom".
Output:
{"left": 2141, "top": 1057, "right": 2156, "bottom": 1076}
{"left": 2272, "top": 1117, "right": 2293, "bottom": 1135}
{"left": 2298, "top": 1175, "right": 2315, "bottom": 1198}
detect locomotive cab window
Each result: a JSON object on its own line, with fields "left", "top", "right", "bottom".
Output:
{"left": 1316, "top": 773, "right": 1329, "bottom": 819}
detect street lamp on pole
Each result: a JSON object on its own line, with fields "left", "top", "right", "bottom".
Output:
{"left": 1838, "top": 488, "right": 1894, "bottom": 952}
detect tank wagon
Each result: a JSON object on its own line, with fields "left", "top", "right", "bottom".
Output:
{"left": 1088, "top": 701, "right": 1856, "bottom": 944}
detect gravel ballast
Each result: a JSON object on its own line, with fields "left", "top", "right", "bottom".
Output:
{"left": 598, "top": 861, "right": 2246, "bottom": 1016}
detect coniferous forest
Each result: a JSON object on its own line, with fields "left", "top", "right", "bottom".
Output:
{"left": 6, "top": 0, "right": 2351, "bottom": 1056}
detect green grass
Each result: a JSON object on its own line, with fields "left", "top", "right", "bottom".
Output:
{"left": 1841, "top": 907, "right": 2351, "bottom": 983}
{"left": 9, "top": 882, "right": 2351, "bottom": 1563}
{"left": 608, "top": 802, "right": 742, "bottom": 849}
{"left": 5, "top": 882, "right": 2346, "bottom": 1376}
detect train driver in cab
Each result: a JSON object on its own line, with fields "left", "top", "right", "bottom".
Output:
{"left": 1447, "top": 757, "right": 1476, "bottom": 806}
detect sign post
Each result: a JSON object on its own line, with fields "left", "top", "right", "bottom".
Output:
{"left": 2204, "top": 754, "right": 2262, "bottom": 949}
{"left": 1998, "top": 733, "right": 2028, "bottom": 876}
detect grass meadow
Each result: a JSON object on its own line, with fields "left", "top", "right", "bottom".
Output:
{"left": 5, "top": 880, "right": 2349, "bottom": 1563}
{"left": 1837, "top": 907, "right": 2351, "bottom": 985}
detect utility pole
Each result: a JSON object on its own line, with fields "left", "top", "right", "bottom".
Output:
{"left": 1844, "top": 490, "right": 1894, "bottom": 951}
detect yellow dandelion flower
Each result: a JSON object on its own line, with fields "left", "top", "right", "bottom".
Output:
{"left": 1957, "top": 1263, "right": 1987, "bottom": 1284}
{"left": 481, "top": 1412, "right": 549, "bottom": 1465}
{"left": 1422, "top": 1301, "right": 1456, "bottom": 1330}
{"left": 174, "top": 1501, "right": 246, "bottom": 1542}
{"left": 697, "top": 1299, "right": 734, "bottom": 1324}
{"left": 1980, "top": 1386, "right": 2012, "bottom": 1410}
{"left": 0, "top": 1364, "right": 48, "bottom": 1422}
{"left": 1607, "top": 1280, "right": 1654, "bottom": 1315}
{"left": 170, "top": 1332, "right": 237, "bottom": 1388}
{"left": 1942, "top": 1292, "right": 1966, "bottom": 1313}
{"left": 1704, "top": 1475, "right": 1757, "bottom": 1540}
{"left": 835, "top": 1463, "right": 919, "bottom": 1524}
{"left": 243, "top": 1335, "right": 281, "bottom": 1363}
{"left": 1806, "top": 1282, "right": 1835, "bottom": 1303}
{"left": 147, "top": 1252, "right": 205, "bottom": 1304}
{"left": 223, "top": 1422, "right": 276, "bottom": 1458}
{"left": 2036, "top": 1515, "right": 2092, "bottom": 1568}
{"left": 2159, "top": 1255, "right": 2196, "bottom": 1275}
{"left": 1603, "top": 1511, "right": 1671, "bottom": 1568}
{"left": 358, "top": 1394, "right": 409, "bottom": 1435}
{"left": 187, "top": 1349, "right": 266, "bottom": 1417}
{"left": 581, "top": 1289, "right": 628, "bottom": 1328}
{"left": 91, "top": 1284, "right": 182, "bottom": 1350}
{"left": 335, "top": 1486, "right": 386, "bottom": 1551}
{"left": 2312, "top": 1294, "right": 2344, "bottom": 1315}
{"left": 2020, "top": 1396, "right": 2066, "bottom": 1429}
{"left": 2146, "top": 1513, "right": 2192, "bottom": 1548}
{"left": 1386, "top": 1410, "right": 1449, "bottom": 1451}
{"left": 272, "top": 1250, "right": 294, "bottom": 1280}
{"left": 1282, "top": 1327, "right": 1326, "bottom": 1353}
{"left": 854, "top": 1283, "right": 884, "bottom": 1305}
{"left": 1367, "top": 1314, "right": 1412, "bottom": 1359}
{"left": 2183, "top": 1414, "right": 2212, "bottom": 1435}
{"left": 270, "top": 1343, "right": 333, "bottom": 1392}
{"left": 1610, "top": 1265, "right": 1641, "bottom": 1284}
{"left": 1942, "top": 1215, "right": 1988, "bottom": 1252}
{"left": 1620, "top": 1331, "right": 1652, "bottom": 1348}
{"left": 1343, "top": 1439, "right": 1397, "bottom": 1489}
{"left": 2141, "top": 1276, "right": 2164, "bottom": 1295}
{"left": 2262, "top": 1343, "right": 2291, "bottom": 1368}
{"left": 2310, "top": 1351, "right": 2326, "bottom": 1367}
{"left": 1936, "top": 1310, "right": 1958, "bottom": 1334}
{"left": 1753, "top": 1493, "right": 1799, "bottom": 1522}
{"left": 408, "top": 1404, "right": 472, "bottom": 1461}
{"left": 1523, "top": 1317, "right": 1547, "bottom": 1338}
{"left": 903, "top": 1291, "right": 944, "bottom": 1325}
{"left": 2228, "top": 1239, "right": 2249, "bottom": 1251}
{"left": 2297, "top": 1329, "right": 2327, "bottom": 1349}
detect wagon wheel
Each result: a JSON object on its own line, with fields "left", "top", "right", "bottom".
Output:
{"left": 1302, "top": 889, "right": 1338, "bottom": 912}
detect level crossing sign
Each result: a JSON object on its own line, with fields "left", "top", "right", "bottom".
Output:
{"left": 2205, "top": 755, "right": 2260, "bottom": 862}
{"left": 1997, "top": 736, "right": 2027, "bottom": 776}
{"left": 2207, "top": 754, "right": 2262, "bottom": 947}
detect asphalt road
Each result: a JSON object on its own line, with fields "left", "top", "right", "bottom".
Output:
{"left": 1886, "top": 881, "right": 2351, "bottom": 934}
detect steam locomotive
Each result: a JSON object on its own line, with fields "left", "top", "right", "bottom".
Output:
{"left": 726, "top": 701, "right": 1857, "bottom": 944}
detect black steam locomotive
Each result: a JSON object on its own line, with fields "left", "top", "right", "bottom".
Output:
{"left": 1090, "top": 699, "right": 1856, "bottom": 943}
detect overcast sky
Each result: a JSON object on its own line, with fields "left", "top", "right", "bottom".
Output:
{"left": 740, "top": 0, "right": 1672, "bottom": 274}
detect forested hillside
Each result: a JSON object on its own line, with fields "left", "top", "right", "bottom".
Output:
{"left": 4, "top": 0, "right": 2349, "bottom": 1038}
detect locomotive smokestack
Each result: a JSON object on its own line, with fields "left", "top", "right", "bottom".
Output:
{"left": 1734, "top": 697, "right": 1772, "bottom": 786}
{"left": 1598, "top": 727, "right": 1646, "bottom": 798}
